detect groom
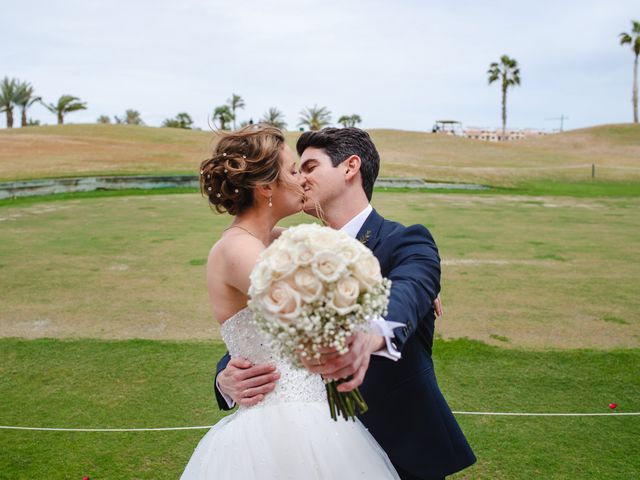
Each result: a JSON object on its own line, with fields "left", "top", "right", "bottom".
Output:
{"left": 215, "top": 128, "right": 476, "bottom": 479}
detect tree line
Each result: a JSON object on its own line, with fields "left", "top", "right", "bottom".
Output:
{"left": 0, "top": 83, "right": 362, "bottom": 132}
{"left": 210, "top": 95, "right": 360, "bottom": 131}
{"left": 0, "top": 79, "right": 88, "bottom": 127}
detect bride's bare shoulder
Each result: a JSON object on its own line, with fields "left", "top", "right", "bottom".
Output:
{"left": 208, "top": 232, "right": 264, "bottom": 264}
{"left": 207, "top": 232, "right": 265, "bottom": 294}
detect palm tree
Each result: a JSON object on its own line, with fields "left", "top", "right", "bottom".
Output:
{"left": 0, "top": 77, "right": 19, "bottom": 128}
{"left": 487, "top": 55, "right": 521, "bottom": 140}
{"left": 620, "top": 20, "right": 640, "bottom": 123}
{"left": 260, "top": 107, "right": 287, "bottom": 130}
{"left": 227, "top": 93, "right": 245, "bottom": 129}
{"left": 338, "top": 114, "right": 362, "bottom": 128}
{"left": 114, "top": 109, "right": 143, "bottom": 125}
{"left": 213, "top": 105, "right": 233, "bottom": 130}
{"left": 162, "top": 112, "right": 193, "bottom": 129}
{"left": 44, "top": 95, "right": 87, "bottom": 125}
{"left": 15, "top": 82, "right": 41, "bottom": 127}
{"left": 298, "top": 105, "right": 331, "bottom": 131}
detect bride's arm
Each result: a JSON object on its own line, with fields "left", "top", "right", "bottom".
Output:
{"left": 211, "top": 235, "right": 280, "bottom": 408}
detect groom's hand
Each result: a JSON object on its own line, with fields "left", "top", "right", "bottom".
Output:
{"left": 218, "top": 358, "right": 280, "bottom": 407}
{"left": 301, "top": 332, "right": 384, "bottom": 392}
{"left": 434, "top": 294, "right": 443, "bottom": 317}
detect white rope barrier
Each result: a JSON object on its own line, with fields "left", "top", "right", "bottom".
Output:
{"left": 452, "top": 411, "right": 640, "bottom": 417}
{"left": 0, "top": 425, "right": 214, "bottom": 432}
{"left": 1, "top": 411, "right": 638, "bottom": 432}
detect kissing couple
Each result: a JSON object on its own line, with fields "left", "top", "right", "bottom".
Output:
{"left": 181, "top": 125, "right": 476, "bottom": 479}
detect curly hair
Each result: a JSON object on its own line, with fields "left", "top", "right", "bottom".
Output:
{"left": 200, "top": 124, "right": 286, "bottom": 215}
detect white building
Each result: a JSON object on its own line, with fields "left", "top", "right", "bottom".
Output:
{"left": 463, "top": 127, "right": 549, "bottom": 141}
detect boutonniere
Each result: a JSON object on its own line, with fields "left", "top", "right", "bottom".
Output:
{"left": 358, "top": 230, "right": 372, "bottom": 246}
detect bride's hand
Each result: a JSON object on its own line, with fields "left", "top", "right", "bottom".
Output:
{"left": 218, "top": 358, "right": 281, "bottom": 407}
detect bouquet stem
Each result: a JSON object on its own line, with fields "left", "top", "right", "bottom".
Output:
{"left": 325, "top": 380, "right": 368, "bottom": 421}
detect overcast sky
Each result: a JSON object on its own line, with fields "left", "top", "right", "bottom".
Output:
{"left": 2, "top": 0, "right": 638, "bottom": 131}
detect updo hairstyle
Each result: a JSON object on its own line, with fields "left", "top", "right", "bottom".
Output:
{"left": 200, "top": 124, "right": 286, "bottom": 215}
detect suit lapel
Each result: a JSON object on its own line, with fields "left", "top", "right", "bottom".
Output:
{"left": 356, "top": 209, "right": 384, "bottom": 251}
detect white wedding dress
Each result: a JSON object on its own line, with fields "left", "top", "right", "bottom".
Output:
{"left": 181, "top": 308, "right": 399, "bottom": 479}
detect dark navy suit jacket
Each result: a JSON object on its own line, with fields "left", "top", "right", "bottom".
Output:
{"left": 215, "top": 210, "right": 476, "bottom": 479}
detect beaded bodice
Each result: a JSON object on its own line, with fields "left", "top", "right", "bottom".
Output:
{"left": 220, "top": 308, "right": 325, "bottom": 409}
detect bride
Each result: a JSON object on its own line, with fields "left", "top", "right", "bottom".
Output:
{"left": 181, "top": 124, "right": 399, "bottom": 479}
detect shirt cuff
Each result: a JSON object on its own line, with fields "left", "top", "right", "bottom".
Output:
{"left": 369, "top": 316, "right": 403, "bottom": 361}
{"left": 216, "top": 378, "right": 236, "bottom": 408}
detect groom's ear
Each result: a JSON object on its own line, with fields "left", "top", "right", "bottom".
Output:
{"left": 343, "top": 155, "right": 361, "bottom": 180}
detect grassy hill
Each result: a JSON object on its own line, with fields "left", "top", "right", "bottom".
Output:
{"left": 0, "top": 123, "right": 638, "bottom": 185}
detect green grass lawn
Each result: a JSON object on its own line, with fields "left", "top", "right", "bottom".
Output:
{"left": 0, "top": 338, "right": 637, "bottom": 479}
{"left": 1, "top": 178, "right": 639, "bottom": 478}
{"left": 1, "top": 190, "right": 638, "bottom": 348}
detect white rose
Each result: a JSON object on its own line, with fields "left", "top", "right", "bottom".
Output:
{"left": 330, "top": 276, "right": 360, "bottom": 315}
{"left": 309, "top": 229, "right": 340, "bottom": 250}
{"left": 285, "top": 223, "right": 322, "bottom": 243}
{"left": 249, "top": 260, "right": 272, "bottom": 295}
{"left": 262, "top": 280, "right": 301, "bottom": 322}
{"left": 311, "top": 250, "right": 347, "bottom": 283}
{"left": 267, "top": 247, "right": 296, "bottom": 279}
{"left": 353, "top": 253, "right": 383, "bottom": 289}
{"left": 336, "top": 239, "right": 362, "bottom": 265}
{"left": 293, "top": 243, "right": 315, "bottom": 266}
{"left": 292, "top": 267, "right": 324, "bottom": 302}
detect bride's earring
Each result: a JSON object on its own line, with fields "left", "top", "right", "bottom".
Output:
{"left": 268, "top": 195, "right": 273, "bottom": 208}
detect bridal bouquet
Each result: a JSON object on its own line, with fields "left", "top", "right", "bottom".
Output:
{"left": 248, "top": 223, "right": 391, "bottom": 421}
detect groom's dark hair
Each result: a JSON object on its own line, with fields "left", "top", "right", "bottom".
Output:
{"left": 296, "top": 127, "right": 380, "bottom": 201}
